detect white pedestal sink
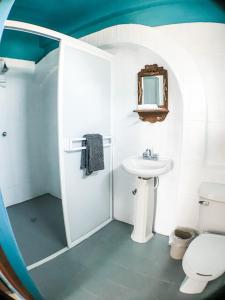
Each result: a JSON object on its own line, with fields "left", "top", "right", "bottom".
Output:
{"left": 122, "top": 156, "right": 172, "bottom": 243}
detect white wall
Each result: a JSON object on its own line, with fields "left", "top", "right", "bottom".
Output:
{"left": 0, "top": 49, "right": 61, "bottom": 206}
{"left": 82, "top": 23, "right": 217, "bottom": 235}
{"left": 159, "top": 24, "right": 225, "bottom": 171}
{"left": 156, "top": 23, "right": 225, "bottom": 228}
{"left": 0, "top": 61, "right": 43, "bottom": 206}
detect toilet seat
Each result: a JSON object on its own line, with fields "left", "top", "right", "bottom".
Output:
{"left": 183, "top": 233, "right": 225, "bottom": 279}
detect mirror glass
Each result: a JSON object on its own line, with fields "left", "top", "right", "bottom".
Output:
{"left": 142, "top": 75, "right": 163, "bottom": 106}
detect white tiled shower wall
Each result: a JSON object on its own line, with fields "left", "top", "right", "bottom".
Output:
{"left": 0, "top": 49, "right": 60, "bottom": 206}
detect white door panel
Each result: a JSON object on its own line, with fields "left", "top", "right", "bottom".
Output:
{"left": 59, "top": 42, "right": 112, "bottom": 245}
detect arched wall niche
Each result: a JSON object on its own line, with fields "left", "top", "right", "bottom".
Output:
{"left": 82, "top": 24, "right": 206, "bottom": 234}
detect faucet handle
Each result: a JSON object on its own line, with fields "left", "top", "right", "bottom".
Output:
{"left": 143, "top": 148, "right": 152, "bottom": 159}
{"left": 151, "top": 153, "right": 159, "bottom": 160}
{"left": 144, "top": 148, "right": 151, "bottom": 155}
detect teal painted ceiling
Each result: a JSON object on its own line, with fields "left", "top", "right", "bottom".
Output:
{"left": 0, "top": 0, "right": 225, "bottom": 62}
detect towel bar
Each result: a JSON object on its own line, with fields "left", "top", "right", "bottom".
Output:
{"left": 64, "top": 136, "right": 112, "bottom": 152}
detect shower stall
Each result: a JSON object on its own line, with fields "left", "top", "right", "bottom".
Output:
{"left": 0, "top": 24, "right": 112, "bottom": 269}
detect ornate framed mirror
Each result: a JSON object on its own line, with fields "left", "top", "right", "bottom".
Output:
{"left": 134, "top": 64, "right": 169, "bottom": 123}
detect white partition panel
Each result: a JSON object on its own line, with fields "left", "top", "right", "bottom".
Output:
{"left": 58, "top": 41, "right": 112, "bottom": 246}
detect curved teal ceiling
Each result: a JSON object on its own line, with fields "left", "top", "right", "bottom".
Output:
{"left": 0, "top": 0, "right": 225, "bottom": 62}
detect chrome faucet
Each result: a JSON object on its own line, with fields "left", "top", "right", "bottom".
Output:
{"left": 143, "top": 148, "right": 158, "bottom": 160}
{"left": 143, "top": 148, "right": 151, "bottom": 159}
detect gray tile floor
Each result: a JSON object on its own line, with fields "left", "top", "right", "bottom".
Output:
{"left": 30, "top": 221, "right": 225, "bottom": 300}
{"left": 7, "top": 194, "right": 67, "bottom": 266}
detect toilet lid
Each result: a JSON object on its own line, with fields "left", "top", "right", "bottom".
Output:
{"left": 184, "top": 233, "right": 225, "bottom": 276}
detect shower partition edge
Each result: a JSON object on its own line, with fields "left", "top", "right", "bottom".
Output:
{"left": 58, "top": 39, "right": 113, "bottom": 248}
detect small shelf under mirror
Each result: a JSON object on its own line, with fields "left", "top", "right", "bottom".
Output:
{"left": 134, "top": 108, "right": 169, "bottom": 123}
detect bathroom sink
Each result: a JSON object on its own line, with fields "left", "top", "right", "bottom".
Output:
{"left": 122, "top": 155, "right": 172, "bottom": 243}
{"left": 122, "top": 156, "right": 172, "bottom": 178}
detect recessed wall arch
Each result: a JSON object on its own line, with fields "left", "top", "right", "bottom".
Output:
{"left": 82, "top": 24, "right": 207, "bottom": 232}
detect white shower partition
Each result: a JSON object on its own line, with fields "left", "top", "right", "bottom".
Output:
{"left": 58, "top": 40, "right": 112, "bottom": 247}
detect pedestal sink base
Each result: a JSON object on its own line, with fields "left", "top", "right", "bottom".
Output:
{"left": 122, "top": 155, "right": 172, "bottom": 244}
{"left": 131, "top": 232, "right": 154, "bottom": 243}
{"left": 131, "top": 177, "right": 155, "bottom": 243}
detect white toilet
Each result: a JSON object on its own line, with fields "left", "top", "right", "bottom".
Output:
{"left": 180, "top": 182, "right": 225, "bottom": 294}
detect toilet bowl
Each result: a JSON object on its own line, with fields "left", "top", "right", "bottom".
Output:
{"left": 180, "top": 182, "right": 225, "bottom": 294}
{"left": 180, "top": 233, "right": 225, "bottom": 294}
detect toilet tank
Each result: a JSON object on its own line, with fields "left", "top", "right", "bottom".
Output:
{"left": 198, "top": 182, "right": 225, "bottom": 234}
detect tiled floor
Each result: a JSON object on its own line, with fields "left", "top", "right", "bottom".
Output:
{"left": 7, "top": 194, "right": 67, "bottom": 266}
{"left": 30, "top": 221, "right": 225, "bottom": 300}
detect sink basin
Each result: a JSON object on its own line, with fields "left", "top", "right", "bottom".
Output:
{"left": 122, "top": 156, "right": 172, "bottom": 178}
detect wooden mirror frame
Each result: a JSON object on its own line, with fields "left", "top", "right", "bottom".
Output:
{"left": 134, "top": 64, "right": 169, "bottom": 123}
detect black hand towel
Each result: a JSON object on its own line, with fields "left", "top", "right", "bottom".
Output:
{"left": 80, "top": 134, "right": 104, "bottom": 176}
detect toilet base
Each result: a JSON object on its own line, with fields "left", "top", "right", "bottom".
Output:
{"left": 180, "top": 276, "right": 208, "bottom": 294}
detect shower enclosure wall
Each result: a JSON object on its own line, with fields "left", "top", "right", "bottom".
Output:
{"left": 0, "top": 48, "right": 67, "bottom": 267}
{"left": 0, "top": 24, "right": 112, "bottom": 269}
